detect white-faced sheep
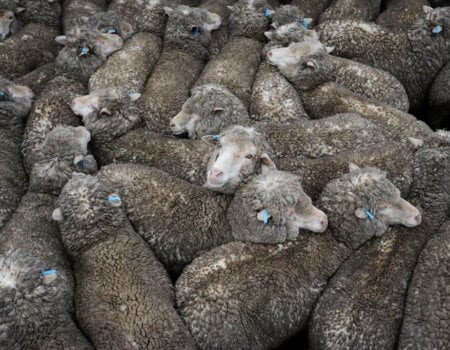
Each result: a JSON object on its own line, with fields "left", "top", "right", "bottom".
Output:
{"left": 376, "top": 0, "right": 431, "bottom": 31}
{"left": 176, "top": 165, "right": 421, "bottom": 350}
{"left": 309, "top": 136, "right": 450, "bottom": 350}
{"left": 0, "top": 0, "right": 22, "bottom": 40}
{"left": 228, "top": 167, "right": 328, "bottom": 244}
{"left": 319, "top": 0, "right": 382, "bottom": 22}
{"left": 170, "top": 83, "right": 250, "bottom": 138}
{"left": 300, "top": 82, "right": 433, "bottom": 142}
{"left": 0, "top": 79, "right": 32, "bottom": 228}
{"left": 138, "top": 5, "right": 221, "bottom": 134}
{"left": 398, "top": 220, "right": 450, "bottom": 349}
{"left": 267, "top": 41, "right": 410, "bottom": 111}
{"left": 88, "top": 31, "right": 162, "bottom": 93}
{"left": 192, "top": 0, "right": 270, "bottom": 108}
{"left": 0, "top": 22, "right": 60, "bottom": 79}
{"left": 251, "top": 9, "right": 314, "bottom": 123}
{"left": 317, "top": 6, "right": 450, "bottom": 111}
{"left": 53, "top": 173, "right": 196, "bottom": 349}
{"left": 0, "top": 248, "right": 93, "bottom": 349}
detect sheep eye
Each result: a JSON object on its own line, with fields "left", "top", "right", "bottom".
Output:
{"left": 192, "top": 26, "right": 201, "bottom": 36}
{"left": 9, "top": 16, "right": 13, "bottom": 20}
{"left": 215, "top": 152, "right": 220, "bottom": 161}
{"left": 245, "top": 154, "right": 254, "bottom": 159}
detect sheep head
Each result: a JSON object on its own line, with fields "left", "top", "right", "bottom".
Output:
{"left": 71, "top": 88, "right": 141, "bottom": 143}
{"left": 228, "top": 168, "right": 328, "bottom": 243}
{"left": 319, "top": 164, "right": 421, "bottom": 250}
{"left": 203, "top": 125, "right": 275, "bottom": 194}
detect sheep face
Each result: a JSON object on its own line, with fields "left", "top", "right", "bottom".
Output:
{"left": 203, "top": 125, "right": 275, "bottom": 194}
{"left": 71, "top": 89, "right": 141, "bottom": 142}
{"left": 163, "top": 5, "right": 221, "bottom": 49}
{"left": 227, "top": 0, "right": 272, "bottom": 39}
{"left": 422, "top": 5, "right": 450, "bottom": 38}
{"left": 0, "top": 79, "right": 34, "bottom": 123}
{"left": 53, "top": 173, "right": 127, "bottom": 256}
{"left": 76, "top": 11, "right": 134, "bottom": 40}
{"left": 55, "top": 28, "right": 124, "bottom": 82}
{"left": 270, "top": 5, "right": 305, "bottom": 28}
{"left": 170, "top": 84, "right": 246, "bottom": 138}
{"left": 320, "top": 164, "right": 421, "bottom": 249}
{"left": 266, "top": 40, "right": 325, "bottom": 67}
{"left": 29, "top": 126, "right": 97, "bottom": 194}
{"left": 0, "top": 9, "right": 14, "bottom": 40}
{"left": 229, "top": 169, "right": 328, "bottom": 243}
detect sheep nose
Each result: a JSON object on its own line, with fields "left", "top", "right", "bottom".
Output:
{"left": 210, "top": 169, "right": 223, "bottom": 178}
{"left": 414, "top": 213, "right": 422, "bottom": 225}
{"left": 267, "top": 50, "right": 273, "bottom": 57}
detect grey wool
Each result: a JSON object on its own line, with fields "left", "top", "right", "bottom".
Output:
{"left": 255, "top": 113, "right": 387, "bottom": 159}
{"left": 89, "top": 31, "right": 162, "bottom": 93}
{"left": 62, "top": 0, "right": 108, "bottom": 33}
{"left": 54, "top": 173, "right": 196, "bottom": 349}
{"left": 308, "top": 135, "right": 450, "bottom": 350}
{"left": 269, "top": 42, "right": 410, "bottom": 111}
{"left": 0, "top": 79, "right": 32, "bottom": 229}
{"left": 227, "top": 168, "right": 327, "bottom": 243}
{"left": 18, "top": 0, "right": 62, "bottom": 27}
{"left": 427, "top": 61, "right": 450, "bottom": 129}
{"left": 170, "top": 83, "right": 250, "bottom": 139}
{"left": 0, "top": 248, "right": 93, "bottom": 349}
{"left": 376, "top": 0, "right": 431, "bottom": 31}
{"left": 270, "top": 5, "right": 306, "bottom": 28}
{"left": 97, "top": 163, "right": 233, "bottom": 274}
{"left": 398, "top": 220, "right": 450, "bottom": 349}
{"left": 0, "top": 22, "right": 60, "bottom": 79}
{"left": 300, "top": 82, "right": 433, "bottom": 142}
{"left": 290, "top": 0, "right": 333, "bottom": 24}
{"left": 317, "top": 6, "right": 450, "bottom": 110}
{"left": 319, "top": 0, "right": 382, "bottom": 23}
{"left": 22, "top": 75, "right": 87, "bottom": 175}
{"left": 138, "top": 5, "right": 222, "bottom": 134}
{"left": 176, "top": 165, "right": 416, "bottom": 349}
{"left": 14, "top": 62, "right": 61, "bottom": 96}
{"left": 193, "top": 0, "right": 270, "bottom": 108}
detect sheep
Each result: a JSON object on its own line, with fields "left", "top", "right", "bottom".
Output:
{"left": 228, "top": 167, "right": 328, "bottom": 244}
{"left": 0, "top": 22, "right": 60, "bottom": 79}
{"left": 0, "top": 248, "right": 93, "bottom": 349}
{"left": 138, "top": 5, "right": 222, "bottom": 134}
{"left": 53, "top": 173, "right": 196, "bottom": 349}
{"left": 0, "top": 0, "right": 22, "bottom": 40}
{"left": 0, "top": 79, "right": 32, "bottom": 229}
{"left": 63, "top": 0, "right": 108, "bottom": 33}
{"left": 317, "top": 6, "right": 450, "bottom": 111}
{"left": 13, "top": 62, "right": 61, "bottom": 96}
{"left": 308, "top": 135, "right": 450, "bottom": 350}
{"left": 267, "top": 41, "right": 410, "bottom": 111}
{"left": 251, "top": 13, "right": 314, "bottom": 123}
{"left": 176, "top": 164, "right": 421, "bottom": 350}
{"left": 170, "top": 83, "right": 250, "bottom": 138}
{"left": 290, "top": 0, "right": 333, "bottom": 24}
{"left": 88, "top": 32, "right": 162, "bottom": 93}
{"left": 107, "top": 0, "right": 168, "bottom": 36}
{"left": 18, "top": 0, "right": 62, "bottom": 27}
{"left": 427, "top": 61, "right": 450, "bottom": 129}
{"left": 376, "top": 0, "right": 431, "bottom": 31}
{"left": 319, "top": 0, "right": 382, "bottom": 23}
{"left": 398, "top": 220, "right": 450, "bottom": 349}
{"left": 300, "top": 82, "right": 433, "bottom": 142}
{"left": 22, "top": 75, "right": 87, "bottom": 175}
{"left": 192, "top": 0, "right": 269, "bottom": 108}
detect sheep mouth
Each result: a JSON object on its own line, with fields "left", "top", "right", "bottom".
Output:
{"left": 172, "top": 131, "right": 190, "bottom": 139}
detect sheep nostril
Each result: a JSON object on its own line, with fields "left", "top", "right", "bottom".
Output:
{"left": 415, "top": 213, "right": 422, "bottom": 224}
{"left": 170, "top": 123, "right": 176, "bottom": 128}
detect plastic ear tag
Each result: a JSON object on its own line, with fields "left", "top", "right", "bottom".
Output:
{"left": 434, "top": 25, "right": 443, "bottom": 34}
{"left": 212, "top": 135, "right": 220, "bottom": 141}
{"left": 108, "top": 195, "right": 121, "bottom": 203}
{"left": 108, "top": 27, "right": 117, "bottom": 34}
{"left": 264, "top": 8, "right": 270, "bottom": 17}
{"left": 303, "top": 19, "right": 309, "bottom": 29}
{"left": 364, "top": 209, "right": 375, "bottom": 221}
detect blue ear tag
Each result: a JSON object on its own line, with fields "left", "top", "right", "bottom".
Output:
{"left": 303, "top": 18, "right": 309, "bottom": 29}
{"left": 108, "top": 195, "right": 121, "bottom": 203}
{"left": 0, "top": 92, "right": 4, "bottom": 97}
{"left": 107, "top": 27, "right": 117, "bottom": 34}
{"left": 264, "top": 8, "right": 270, "bottom": 17}
{"left": 434, "top": 25, "right": 443, "bottom": 34}
{"left": 193, "top": 27, "right": 200, "bottom": 37}
{"left": 364, "top": 209, "right": 375, "bottom": 221}
{"left": 41, "top": 269, "right": 57, "bottom": 276}
{"left": 81, "top": 47, "right": 89, "bottom": 56}
{"left": 212, "top": 135, "right": 220, "bottom": 141}
{"left": 79, "top": 154, "right": 86, "bottom": 168}
{"left": 263, "top": 209, "right": 269, "bottom": 224}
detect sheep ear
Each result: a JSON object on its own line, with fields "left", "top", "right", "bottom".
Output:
{"left": 163, "top": 6, "right": 174, "bottom": 16}
{"left": 259, "top": 153, "right": 276, "bottom": 170}
{"left": 423, "top": 5, "right": 433, "bottom": 15}
{"left": 349, "top": 162, "right": 360, "bottom": 172}
{"left": 80, "top": 16, "right": 89, "bottom": 23}
{"left": 264, "top": 31, "right": 273, "bottom": 40}
{"left": 407, "top": 137, "right": 424, "bottom": 149}
{"left": 306, "top": 61, "right": 316, "bottom": 68}
{"left": 42, "top": 273, "right": 57, "bottom": 285}
{"left": 52, "top": 208, "right": 64, "bottom": 222}
{"left": 326, "top": 46, "right": 335, "bottom": 53}
{"left": 16, "top": 7, "right": 26, "bottom": 13}
{"left": 73, "top": 155, "right": 84, "bottom": 165}
{"left": 128, "top": 92, "right": 141, "bottom": 101}
{"left": 201, "top": 135, "right": 220, "bottom": 145}
{"left": 355, "top": 207, "right": 367, "bottom": 219}
{"left": 227, "top": 5, "right": 239, "bottom": 13}
{"left": 55, "top": 35, "right": 67, "bottom": 45}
